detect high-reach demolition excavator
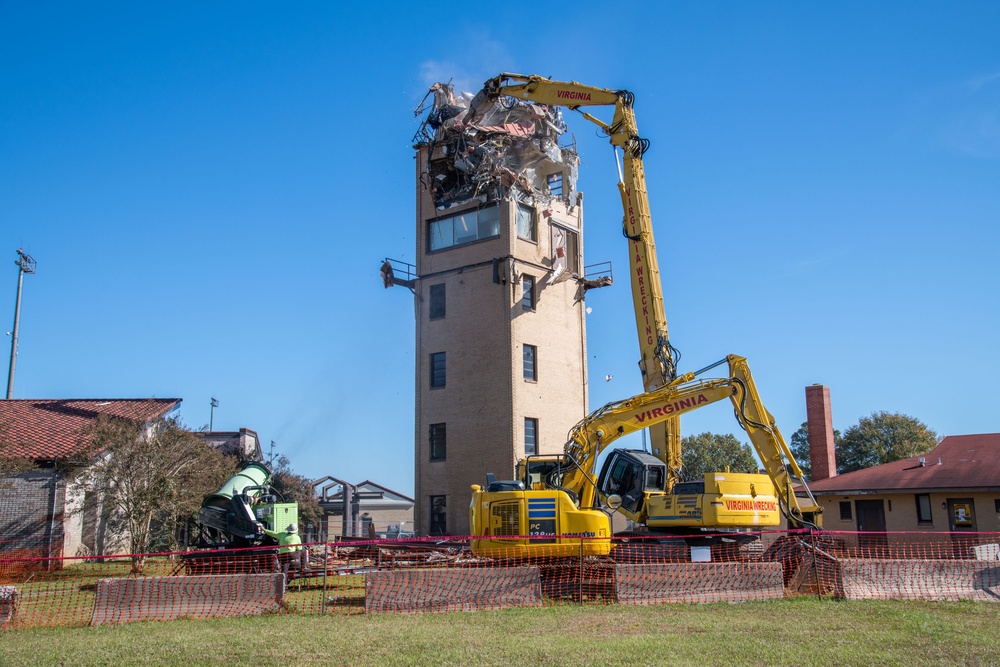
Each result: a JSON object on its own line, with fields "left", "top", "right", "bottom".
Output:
{"left": 466, "top": 75, "right": 821, "bottom": 558}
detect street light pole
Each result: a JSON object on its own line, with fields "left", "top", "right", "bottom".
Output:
{"left": 210, "top": 397, "right": 219, "bottom": 431}
{"left": 6, "top": 249, "right": 36, "bottom": 399}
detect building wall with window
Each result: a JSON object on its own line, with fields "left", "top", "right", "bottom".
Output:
{"left": 806, "top": 433, "right": 1000, "bottom": 549}
{"left": 413, "top": 147, "right": 590, "bottom": 536}
{"left": 816, "top": 491, "right": 1000, "bottom": 533}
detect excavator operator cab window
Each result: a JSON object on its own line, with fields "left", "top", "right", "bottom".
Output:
{"left": 644, "top": 467, "right": 665, "bottom": 492}
{"left": 524, "top": 458, "right": 564, "bottom": 490}
{"left": 605, "top": 457, "right": 643, "bottom": 513}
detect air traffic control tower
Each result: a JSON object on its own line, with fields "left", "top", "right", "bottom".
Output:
{"left": 382, "top": 81, "right": 611, "bottom": 536}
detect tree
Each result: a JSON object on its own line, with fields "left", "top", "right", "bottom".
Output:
{"left": 836, "top": 411, "right": 937, "bottom": 474}
{"left": 76, "top": 413, "right": 235, "bottom": 572}
{"left": 270, "top": 455, "right": 323, "bottom": 536}
{"left": 680, "top": 432, "right": 758, "bottom": 482}
{"left": 788, "top": 422, "right": 842, "bottom": 481}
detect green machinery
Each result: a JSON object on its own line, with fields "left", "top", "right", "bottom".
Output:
{"left": 195, "top": 462, "right": 299, "bottom": 549}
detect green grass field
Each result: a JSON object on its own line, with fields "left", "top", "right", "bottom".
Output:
{"left": 2, "top": 598, "right": 999, "bottom": 667}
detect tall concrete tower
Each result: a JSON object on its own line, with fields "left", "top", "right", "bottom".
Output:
{"left": 394, "top": 82, "right": 607, "bottom": 536}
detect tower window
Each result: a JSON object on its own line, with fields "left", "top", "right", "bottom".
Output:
{"left": 551, "top": 225, "right": 580, "bottom": 274}
{"left": 521, "top": 275, "right": 535, "bottom": 310}
{"left": 523, "top": 345, "right": 537, "bottom": 381}
{"left": 430, "top": 352, "right": 446, "bottom": 388}
{"left": 429, "top": 284, "right": 445, "bottom": 320}
{"left": 428, "top": 206, "right": 500, "bottom": 251}
{"left": 517, "top": 204, "right": 537, "bottom": 242}
{"left": 547, "top": 172, "right": 563, "bottom": 197}
{"left": 429, "top": 423, "right": 446, "bottom": 461}
{"left": 525, "top": 417, "right": 538, "bottom": 456}
{"left": 430, "top": 495, "right": 447, "bottom": 535}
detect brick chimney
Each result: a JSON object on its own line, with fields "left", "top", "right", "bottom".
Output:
{"left": 805, "top": 384, "right": 837, "bottom": 480}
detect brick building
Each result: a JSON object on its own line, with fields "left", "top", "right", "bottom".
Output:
{"left": 198, "top": 428, "right": 263, "bottom": 461}
{"left": 397, "top": 83, "right": 604, "bottom": 536}
{"left": 803, "top": 385, "right": 1000, "bottom": 546}
{"left": 0, "top": 398, "right": 180, "bottom": 559}
{"left": 809, "top": 433, "right": 1000, "bottom": 537}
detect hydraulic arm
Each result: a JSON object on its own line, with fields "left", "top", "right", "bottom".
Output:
{"left": 558, "top": 355, "right": 822, "bottom": 529}
{"left": 470, "top": 74, "right": 681, "bottom": 484}
{"left": 470, "top": 354, "right": 821, "bottom": 557}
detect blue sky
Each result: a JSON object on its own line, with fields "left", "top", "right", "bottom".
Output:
{"left": 2, "top": 3, "right": 997, "bottom": 495}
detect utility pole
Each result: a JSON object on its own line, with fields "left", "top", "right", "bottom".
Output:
{"left": 209, "top": 396, "right": 219, "bottom": 431}
{"left": 6, "top": 249, "right": 36, "bottom": 399}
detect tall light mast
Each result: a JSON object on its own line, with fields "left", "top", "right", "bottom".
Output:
{"left": 6, "top": 249, "right": 36, "bottom": 399}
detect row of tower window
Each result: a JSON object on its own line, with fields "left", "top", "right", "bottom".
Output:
{"left": 426, "top": 203, "right": 579, "bottom": 271}
{"left": 427, "top": 342, "right": 540, "bottom": 461}
{"left": 427, "top": 203, "right": 539, "bottom": 252}
{"left": 428, "top": 417, "right": 538, "bottom": 463}
{"left": 429, "top": 277, "right": 536, "bottom": 322}
{"left": 429, "top": 343, "right": 537, "bottom": 390}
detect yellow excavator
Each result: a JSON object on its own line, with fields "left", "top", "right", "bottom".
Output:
{"left": 467, "top": 75, "right": 821, "bottom": 557}
{"left": 471, "top": 354, "right": 822, "bottom": 557}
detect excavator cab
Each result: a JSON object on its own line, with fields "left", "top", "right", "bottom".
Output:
{"left": 597, "top": 450, "right": 666, "bottom": 515}
{"left": 518, "top": 455, "right": 569, "bottom": 491}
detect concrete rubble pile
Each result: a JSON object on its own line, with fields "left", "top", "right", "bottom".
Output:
{"left": 413, "top": 82, "right": 581, "bottom": 213}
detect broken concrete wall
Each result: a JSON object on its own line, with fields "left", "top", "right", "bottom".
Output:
{"left": 414, "top": 82, "right": 581, "bottom": 215}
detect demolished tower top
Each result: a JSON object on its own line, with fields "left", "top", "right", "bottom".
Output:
{"left": 413, "top": 81, "right": 581, "bottom": 213}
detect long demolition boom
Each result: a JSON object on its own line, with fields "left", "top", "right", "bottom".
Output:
{"left": 470, "top": 74, "right": 681, "bottom": 484}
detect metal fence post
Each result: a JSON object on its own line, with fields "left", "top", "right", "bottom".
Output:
{"left": 321, "top": 542, "right": 329, "bottom": 615}
{"left": 810, "top": 530, "right": 821, "bottom": 599}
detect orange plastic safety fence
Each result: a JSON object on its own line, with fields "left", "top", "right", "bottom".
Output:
{"left": 2, "top": 531, "right": 1000, "bottom": 628}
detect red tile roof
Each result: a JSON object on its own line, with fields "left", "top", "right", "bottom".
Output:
{"left": 0, "top": 399, "right": 181, "bottom": 460}
{"left": 808, "top": 433, "right": 1000, "bottom": 494}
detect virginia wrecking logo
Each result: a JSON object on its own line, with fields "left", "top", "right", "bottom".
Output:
{"left": 633, "top": 394, "right": 710, "bottom": 423}
{"left": 724, "top": 500, "right": 778, "bottom": 512}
